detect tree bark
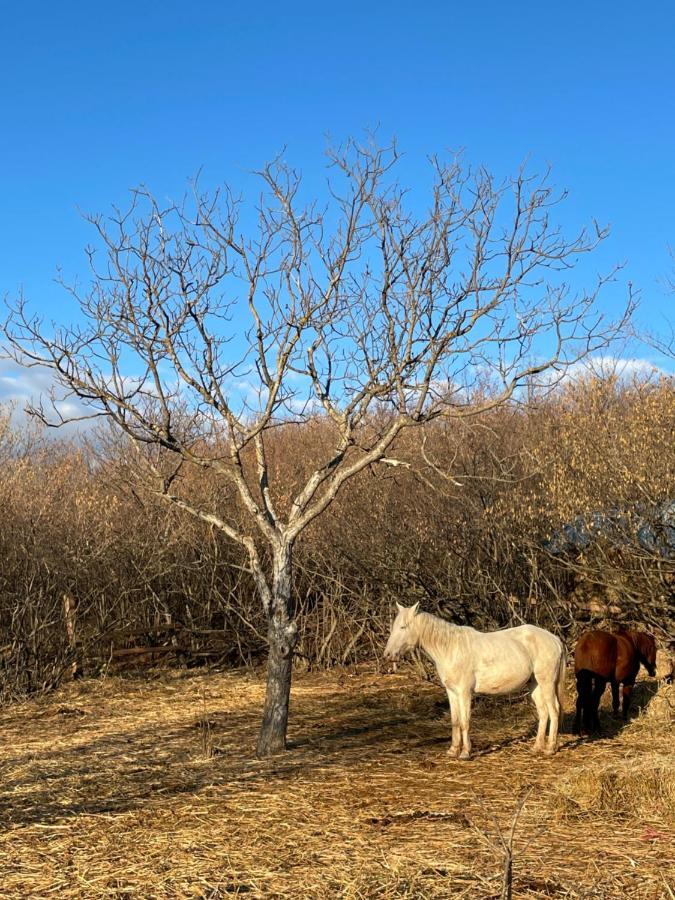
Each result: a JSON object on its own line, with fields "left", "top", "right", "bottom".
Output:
{"left": 256, "top": 543, "right": 298, "bottom": 757}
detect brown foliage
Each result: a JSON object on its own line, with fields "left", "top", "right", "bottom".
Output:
{"left": 0, "top": 372, "right": 673, "bottom": 700}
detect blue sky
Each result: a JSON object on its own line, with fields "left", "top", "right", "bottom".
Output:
{"left": 1, "top": 0, "right": 674, "bottom": 411}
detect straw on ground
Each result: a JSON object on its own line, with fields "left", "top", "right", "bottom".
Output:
{"left": 0, "top": 665, "right": 672, "bottom": 899}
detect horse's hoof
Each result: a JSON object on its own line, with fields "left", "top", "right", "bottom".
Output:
{"left": 447, "top": 747, "right": 460, "bottom": 759}
{"left": 543, "top": 747, "right": 556, "bottom": 757}
{"left": 532, "top": 744, "right": 545, "bottom": 755}
{"left": 459, "top": 751, "right": 471, "bottom": 761}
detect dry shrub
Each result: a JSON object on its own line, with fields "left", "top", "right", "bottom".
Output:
{"left": 552, "top": 755, "right": 675, "bottom": 823}
{"left": 0, "top": 371, "right": 673, "bottom": 702}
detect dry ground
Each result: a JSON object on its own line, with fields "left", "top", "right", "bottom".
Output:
{"left": 0, "top": 663, "right": 672, "bottom": 899}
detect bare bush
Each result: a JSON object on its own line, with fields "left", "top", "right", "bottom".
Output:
{"left": 0, "top": 369, "right": 671, "bottom": 707}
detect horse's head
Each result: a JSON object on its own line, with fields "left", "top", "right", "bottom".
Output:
{"left": 631, "top": 632, "right": 657, "bottom": 677}
{"left": 383, "top": 602, "right": 420, "bottom": 660}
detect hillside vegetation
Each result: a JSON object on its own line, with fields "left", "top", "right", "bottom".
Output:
{"left": 1, "top": 373, "right": 672, "bottom": 701}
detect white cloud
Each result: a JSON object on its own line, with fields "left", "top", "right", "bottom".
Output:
{"left": 0, "top": 360, "right": 55, "bottom": 401}
{"left": 0, "top": 359, "right": 95, "bottom": 434}
{"left": 555, "top": 355, "right": 670, "bottom": 383}
{"left": 3, "top": 353, "right": 669, "bottom": 440}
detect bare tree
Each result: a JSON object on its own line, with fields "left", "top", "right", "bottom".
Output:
{"left": 631, "top": 246, "right": 675, "bottom": 364}
{"left": 2, "top": 139, "right": 631, "bottom": 755}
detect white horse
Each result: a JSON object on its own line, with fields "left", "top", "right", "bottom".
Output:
{"left": 383, "top": 603, "right": 565, "bottom": 759}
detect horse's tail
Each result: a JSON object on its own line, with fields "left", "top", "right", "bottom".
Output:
{"left": 556, "top": 645, "right": 566, "bottom": 715}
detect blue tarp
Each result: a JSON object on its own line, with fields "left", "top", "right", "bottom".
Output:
{"left": 543, "top": 500, "right": 675, "bottom": 559}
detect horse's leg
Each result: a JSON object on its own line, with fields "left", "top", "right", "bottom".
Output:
{"left": 582, "top": 674, "right": 596, "bottom": 733}
{"left": 542, "top": 680, "right": 560, "bottom": 755}
{"left": 611, "top": 680, "right": 621, "bottom": 717}
{"left": 588, "top": 677, "right": 599, "bottom": 732}
{"left": 621, "top": 681, "right": 634, "bottom": 720}
{"left": 446, "top": 688, "right": 461, "bottom": 758}
{"left": 573, "top": 674, "right": 582, "bottom": 735}
{"left": 590, "top": 677, "right": 606, "bottom": 732}
{"left": 457, "top": 691, "right": 472, "bottom": 760}
{"left": 531, "top": 684, "right": 548, "bottom": 753}
{"left": 575, "top": 670, "right": 591, "bottom": 735}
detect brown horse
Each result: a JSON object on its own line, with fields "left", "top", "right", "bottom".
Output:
{"left": 573, "top": 629, "right": 657, "bottom": 734}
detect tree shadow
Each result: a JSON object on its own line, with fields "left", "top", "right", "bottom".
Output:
{"left": 0, "top": 716, "right": 312, "bottom": 829}
{"left": 3, "top": 673, "right": 660, "bottom": 831}
{"left": 289, "top": 713, "right": 418, "bottom": 751}
{"left": 0, "top": 685, "right": 438, "bottom": 829}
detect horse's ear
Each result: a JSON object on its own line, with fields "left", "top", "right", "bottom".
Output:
{"left": 396, "top": 602, "right": 405, "bottom": 613}
{"left": 411, "top": 601, "right": 420, "bottom": 616}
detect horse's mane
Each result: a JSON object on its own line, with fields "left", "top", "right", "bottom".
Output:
{"left": 627, "top": 630, "right": 656, "bottom": 658}
{"left": 414, "top": 611, "right": 463, "bottom": 655}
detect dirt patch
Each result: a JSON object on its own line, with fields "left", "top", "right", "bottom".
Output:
{"left": 366, "top": 809, "right": 471, "bottom": 828}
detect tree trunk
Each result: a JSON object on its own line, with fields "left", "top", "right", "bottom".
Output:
{"left": 256, "top": 543, "right": 298, "bottom": 757}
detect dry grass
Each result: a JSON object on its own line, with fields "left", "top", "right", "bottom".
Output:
{"left": 552, "top": 755, "right": 675, "bottom": 823}
{"left": 639, "top": 656, "right": 675, "bottom": 728}
{"left": 0, "top": 665, "right": 673, "bottom": 899}
{"left": 550, "top": 676, "right": 675, "bottom": 825}
{"left": 641, "top": 684, "right": 675, "bottom": 727}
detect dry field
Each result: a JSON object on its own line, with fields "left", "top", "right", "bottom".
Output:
{"left": 0, "top": 662, "right": 672, "bottom": 899}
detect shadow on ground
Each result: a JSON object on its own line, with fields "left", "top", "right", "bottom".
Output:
{"left": 0, "top": 669, "right": 663, "bottom": 832}
{"left": 572, "top": 678, "right": 660, "bottom": 742}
